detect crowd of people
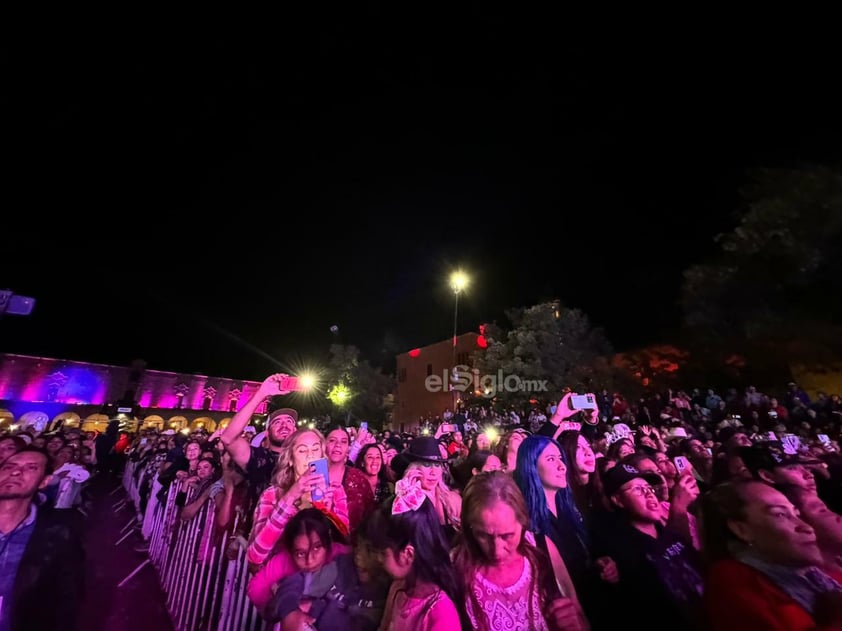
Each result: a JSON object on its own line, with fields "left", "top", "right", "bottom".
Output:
{"left": 1, "top": 374, "right": 841, "bottom": 630}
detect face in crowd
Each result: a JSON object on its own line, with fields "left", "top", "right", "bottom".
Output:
{"left": 326, "top": 429, "right": 350, "bottom": 466}
{"left": 0, "top": 451, "right": 52, "bottom": 501}
{"left": 0, "top": 438, "right": 19, "bottom": 465}
{"left": 729, "top": 482, "right": 823, "bottom": 567}
{"left": 362, "top": 446, "right": 383, "bottom": 477}
{"left": 463, "top": 474, "right": 528, "bottom": 568}
{"left": 575, "top": 435, "right": 596, "bottom": 475}
{"left": 611, "top": 476, "right": 663, "bottom": 523}
{"left": 291, "top": 431, "right": 324, "bottom": 478}
{"left": 268, "top": 413, "right": 296, "bottom": 447}
{"left": 536, "top": 442, "right": 567, "bottom": 491}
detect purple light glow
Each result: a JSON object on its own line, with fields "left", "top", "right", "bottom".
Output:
{"left": 190, "top": 380, "right": 206, "bottom": 410}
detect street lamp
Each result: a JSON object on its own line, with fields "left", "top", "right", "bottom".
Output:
{"left": 449, "top": 270, "right": 469, "bottom": 406}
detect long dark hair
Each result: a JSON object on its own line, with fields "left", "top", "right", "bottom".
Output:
{"left": 513, "top": 435, "right": 587, "bottom": 547}
{"left": 355, "top": 444, "right": 388, "bottom": 486}
{"left": 282, "top": 508, "right": 345, "bottom": 556}
{"left": 559, "top": 430, "right": 596, "bottom": 517}
{"left": 700, "top": 480, "right": 759, "bottom": 565}
{"left": 367, "top": 498, "right": 468, "bottom": 630}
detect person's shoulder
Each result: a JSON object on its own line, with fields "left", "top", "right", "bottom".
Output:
{"left": 35, "top": 506, "right": 85, "bottom": 539}
{"left": 706, "top": 558, "right": 759, "bottom": 584}
{"left": 428, "top": 588, "right": 460, "bottom": 623}
{"left": 345, "top": 465, "right": 368, "bottom": 483}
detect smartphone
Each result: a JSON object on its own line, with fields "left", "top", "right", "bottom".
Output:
{"left": 443, "top": 423, "right": 458, "bottom": 433}
{"left": 782, "top": 434, "right": 801, "bottom": 454}
{"left": 308, "top": 458, "right": 329, "bottom": 501}
{"left": 280, "top": 376, "right": 301, "bottom": 391}
{"left": 360, "top": 422, "right": 368, "bottom": 432}
{"left": 674, "top": 456, "right": 690, "bottom": 474}
{"left": 818, "top": 434, "right": 831, "bottom": 446}
{"left": 569, "top": 394, "right": 597, "bottom": 410}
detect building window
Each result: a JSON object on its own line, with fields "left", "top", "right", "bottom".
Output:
{"left": 203, "top": 397, "right": 212, "bottom": 411}
{"left": 228, "top": 399, "right": 238, "bottom": 412}
{"left": 457, "top": 352, "right": 469, "bottom": 365}
{"left": 398, "top": 368, "right": 407, "bottom": 383}
{"left": 426, "top": 363, "right": 433, "bottom": 377}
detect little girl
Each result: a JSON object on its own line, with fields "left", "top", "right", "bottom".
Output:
{"left": 368, "top": 477, "right": 467, "bottom": 631}
{"left": 249, "top": 507, "right": 387, "bottom": 631}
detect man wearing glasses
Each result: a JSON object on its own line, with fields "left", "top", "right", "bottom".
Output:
{"left": 590, "top": 463, "right": 704, "bottom": 629}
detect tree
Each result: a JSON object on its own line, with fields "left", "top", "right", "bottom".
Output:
{"left": 323, "top": 344, "right": 394, "bottom": 426}
{"left": 470, "top": 301, "right": 617, "bottom": 407}
{"left": 681, "top": 165, "right": 842, "bottom": 381}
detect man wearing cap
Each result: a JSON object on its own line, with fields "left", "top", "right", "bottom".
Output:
{"left": 221, "top": 374, "right": 298, "bottom": 492}
{"left": 739, "top": 442, "right": 820, "bottom": 495}
{"left": 591, "top": 463, "right": 704, "bottom": 629}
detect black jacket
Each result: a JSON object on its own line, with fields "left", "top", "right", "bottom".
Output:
{"left": 11, "top": 507, "right": 85, "bottom": 631}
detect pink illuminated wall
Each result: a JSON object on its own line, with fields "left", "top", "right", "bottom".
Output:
{"left": 0, "top": 353, "right": 260, "bottom": 414}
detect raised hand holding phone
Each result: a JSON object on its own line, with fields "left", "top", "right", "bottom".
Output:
{"left": 259, "top": 373, "right": 293, "bottom": 397}
{"left": 551, "top": 393, "right": 580, "bottom": 424}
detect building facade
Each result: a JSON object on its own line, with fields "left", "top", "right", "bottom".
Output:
{"left": 393, "top": 332, "right": 483, "bottom": 430}
{"left": 0, "top": 353, "right": 264, "bottom": 432}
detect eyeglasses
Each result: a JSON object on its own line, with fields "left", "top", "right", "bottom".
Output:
{"left": 623, "top": 485, "right": 656, "bottom": 497}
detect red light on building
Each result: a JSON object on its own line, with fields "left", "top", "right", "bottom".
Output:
{"left": 408, "top": 348, "right": 421, "bottom": 358}
{"left": 476, "top": 335, "right": 488, "bottom": 348}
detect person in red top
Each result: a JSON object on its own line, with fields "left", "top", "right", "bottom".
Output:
{"left": 702, "top": 480, "right": 842, "bottom": 630}
{"left": 446, "top": 430, "right": 468, "bottom": 458}
{"left": 114, "top": 432, "right": 131, "bottom": 454}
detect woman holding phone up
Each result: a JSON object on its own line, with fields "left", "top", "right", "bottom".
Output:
{"left": 247, "top": 428, "right": 349, "bottom": 571}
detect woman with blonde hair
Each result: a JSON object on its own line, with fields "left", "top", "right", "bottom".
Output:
{"left": 247, "top": 428, "right": 349, "bottom": 570}
{"left": 401, "top": 437, "right": 462, "bottom": 540}
{"left": 453, "top": 471, "right": 588, "bottom": 631}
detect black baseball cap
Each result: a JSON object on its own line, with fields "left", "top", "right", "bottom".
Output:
{"left": 602, "top": 463, "right": 662, "bottom": 496}
{"left": 739, "top": 442, "right": 820, "bottom": 477}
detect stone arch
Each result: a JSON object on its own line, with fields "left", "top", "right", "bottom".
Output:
{"left": 167, "top": 415, "right": 188, "bottom": 431}
{"left": 142, "top": 414, "right": 165, "bottom": 430}
{"left": 189, "top": 416, "right": 216, "bottom": 431}
{"left": 82, "top": 413, "right": 110, "bottom": 432}
{"left": 51, "top": 412, "right": 81, "bottom": 430}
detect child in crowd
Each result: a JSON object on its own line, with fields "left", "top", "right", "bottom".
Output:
{"left": 251, "top": 507, "right": 387, "bottom": 631}
{"left": 368, "top": 477, "right": 467, "bottom": 631}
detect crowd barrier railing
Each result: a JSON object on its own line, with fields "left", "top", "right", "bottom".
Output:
{"left": 120, "top": 461, "right": 270, "bottom": 631}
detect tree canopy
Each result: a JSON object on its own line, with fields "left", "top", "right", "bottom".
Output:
{"left": 681, "top": 164, "right": 842, "bottom": 377}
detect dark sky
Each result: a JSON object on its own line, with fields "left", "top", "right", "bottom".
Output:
{"left": 3, "top": 24, "right": 840, "bottom": 381}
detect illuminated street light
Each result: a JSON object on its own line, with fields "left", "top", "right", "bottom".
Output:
{"left": 299, "top": 373, "right": 316, "bottom": 390}
{"left": 448, "top": 270, "right": 470, "bottom": 408}
{"left": 450, "top": 271, "right": 469, "bottom": 294}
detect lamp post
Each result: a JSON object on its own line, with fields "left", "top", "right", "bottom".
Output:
{"left": 449, "top": 271, "right": 469, "bottom": 407}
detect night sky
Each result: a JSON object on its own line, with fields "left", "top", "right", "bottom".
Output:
{"left": 3, "top": 24, "right": 839, "bottom": 381}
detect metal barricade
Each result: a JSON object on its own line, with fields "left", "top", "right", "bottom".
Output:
{"left": 120, "top": 469, "right": 269, "bottom": 631}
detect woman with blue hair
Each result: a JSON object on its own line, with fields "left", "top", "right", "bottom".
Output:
{"left": 514, "top": 434, "right": 618, "bottom": 627}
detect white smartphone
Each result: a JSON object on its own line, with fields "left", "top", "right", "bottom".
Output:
{"left": 674, "top": 456, "right": 690, "bottom": 474}
{"left": 570, "top": 394, "right": 597, "bottom": 410}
